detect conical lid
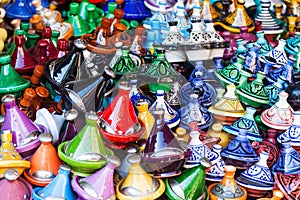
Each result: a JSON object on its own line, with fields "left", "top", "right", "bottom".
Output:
{"left": 223, "top": 107, "right": 262, "bottom": 142}
{"left": 62, "top": 66, "right": 115, "bottom": 113}
{"left": 0, "top": 169, "right": 32, "bottom": 200}
{"left": 25, "top": 133, "right": 62, "bottom": 185}
{"left": 116, "top": 154, "right": 165, "bottom": 199}
{"left": 262, "top": 92, "right": 294, "bottom": 130}
{"left": 5, "top": 0, "right": 34, "bottom": 20}
{"left": 221, "top": 129, "right": 259, "bottom": 163}
{"left": 76, "top": 156, "right": 120, "bottom": 199}
{"left": 32, "top": 165, "right": 76, "bottom": 199}
{"left": 0, "top": 55, "right": 30, "bottom": 97}
{"left": 206, "top": 144, "right": 226, "bottom": 181}
{"left": 165, "top": 158, "right": 211, "bottom": 200}
{"left": 209, "top": 85, "right": 246, "bottom": 118}
{"left": 11, "top": 35, "right": 38, "bottom": 75}
{"left": 64, "top": 112, "right": 108, "bottom": 161}
{"left": 2, "top": 94, "right": 40, "bottom": 148}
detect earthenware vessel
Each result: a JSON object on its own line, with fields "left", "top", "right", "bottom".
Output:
{"left": 72, "top": 156, "right": 120, "bottom": 200}
{"left": 56, "top": 109, "right": 79, "bottom": 145}
{"left": 272, "top": 139, "right": 300, "bottom": 174}
{"left": 62, "top": 66, "right": 115, "bottom": 113}
{"left": 268, "top": 56, "right": 295, "bottom": 84}
{"left": 44, "top": 39, "right": 89, "bottom": 95}
{"left": 189, "top": 60, "right": 215, "bottom": 82}
{"left": 221, "top": 128, "right": 259, "bottom": 169}
{"left": 2, "top": 94, "right": 42, "bottom": 159}
{"left": 184, "top": 130, "right": 217, "bottom": 168}
{"left": 32, "top": 165, "right": 76, "bottom": 200}
{"left": 5, "top": 0, "right": 34, "bottom": 20}
{"left": 99, "top": 81, "right": 145, "bottom": 148}
{"left": 24, "top": 133, "right": 62, "bottom": 186}
{"left": 32, "top": 0, "right": 59, "bottom": 23}
{"left": 261, "top": 39, "right": 287, "bottom": 68}
{"left": 223, "top": 107, "right": 262, "bottom": 142}
{"left": 208, "top": 165, "right": 247, "bottom": 200}
{"left": 149, "top": 90, "right": 180, "bottom": 129}
{"left": 116, "top": 154, "right": 165, "bottom": 200}
{"left": 274, "top": 172, "right": 300, "bottom": 200}
{"left": 264, "top": 75, "right": 287, "bottom": 106}
{"left": 141, "top": 109, "right": 186, "bottom": 178}
{"left": 215, "top": 0, "right": 254, "bottom": 33}
{"left": 66, "top": 2, "right": 92, "bottom": 37}
{"left": 18, "top": 88, "right": 36, "bottom": 121}
{"left": 255, "top": 31, "right": 273, "bottom": 56}
{"left": 277, "top": 111, "right": 300, "bottom": 151}
{"left": 236, "top": 71, "right": 270, "bottom": 108}
{"left": 234, "top": 39, "right": 247, "bottom": 56}
{"left": 58, "top": 112, "right": 111, "bottom": 176}
{"left": 243, "top": 43, "right": 261, "bottom": 73}
{"left": 135, "top": 99, "right": 154, "bottom": 141}
{"left": 207, "top": 123, "right": 230, "bottom": 148}
{"left": 214, "top": 55, "right": 245, "bottom": 87}
{"left": 209, "top": 85, "right": 246, "bottom": 125}
{"left": 0, "top": 169, "right": 33, "bottom": 200}
{"left": 144, "top": 48, "right": 179, "bottom": 93}
{"left": 261, "top": 92, "right": 294, "bottom": 130}
{"left": 130, "top": 80, "right": 150, "bottom": 109}
{"left": 10, "top": 35, "right": 38, "bottom": 75}
{"left": 206, "top": 144, "right": 226, "bottom": 182}
{"left": 180, "top": 72, "right": 217, "bottom": 108}
{"left": 0, "top": 130, "right": 30, "bottom": 178}
{"left": 166, "top": 158, "right": 211, "bottom": 200}
{"left": 236, "top": 151, "right": 274, "bottom": 197}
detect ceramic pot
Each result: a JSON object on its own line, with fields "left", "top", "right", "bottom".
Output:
{"left": 5, "top": 0, "right": 34, "bottom": 20}
{"left": 207, "top": 123, "right": 230, "bottom": 148}
{"left": 221, "top": 128, "right": 259, "bottom": 169}
{"left": 141, "top": 109, "right": 187, "bottom": 178}
{"left": 99, "top": 81, "right": 145, "bottom": 149}
{"left": 57, "top": 109, "right": 79, "bottom": 145}
{"left": 135, "top": 99, "right": 154, "bottom": 141}
{"left": 265, "top": 75, "right": 287, "bottom": 106}
{"left": 2, "top": 94, "right": 42, "bottom": 159}
{"left": 32, "top": 165, "right": 76, "bottom": 200}
{"left": 72, "top": 156, "right": 120, "bottom": 200}
{"left": 261, "top": 92, "right": 294, "bottom": 130}
{"left": 0, "top": 55, "right": 30, "bottom": 98}
{"left": 24, "top": 133, "right": 62, "bottom": 186}
{"left": 274, "top": 172, "right": 300, "bottom": 200}
{"left": 206, "top": 144, "right": 226, "bottom": 182}
{"left": 255, "top": 31, "right": 273, "bottom": 56}
{"left": 165, "top": 158, "right": 211, "bottom": 200}
{"left": 58, "top": 112, "right": 112, "bottom": 177}
{"left": 116, "top": 154, "right": 165, "bottom": 200}
{"left": 0, "top": 169, "right": 33, "bottom": 200}
{"left": 0, "top": 130, "right": 30, "bottom": 178}
{"left": 208, "top": 165, "right": 247, "bottom": 200}
{"left": 209, "top": 85, "right": 246, "bottom": 125}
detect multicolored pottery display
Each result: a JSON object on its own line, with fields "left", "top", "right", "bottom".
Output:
{"left": 0, "top": 130, "right": 30, "bottom": 178}
{"left": 0, "top": 169, "right": 33, "bottom": 200}
{"left": 165, "top": 158, "right": 211, "bottom": 200}
{"left": 208, "top": 165, "right": 248, "bottom": 200}
{"left": 209, "top": 85, "right": 246, "bottom": 125}
{"left": 99, "top": 81, "right": 145, "bottom": 148}
{"left": 58, "top": 112, "right": 112, "bottom": 176}
{"left": 116, "top": 154, "right": 165, "bottom": 200}
{"left": 261, "top": 92, "right": 294, "bottom": 130}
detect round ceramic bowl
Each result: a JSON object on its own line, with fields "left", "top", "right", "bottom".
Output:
{"left": 99, "top": 119, "right": 145, "bottom": 149}
{"left": 236, "top": 176, "right": 273, "bottom": 198}
{"left": 208, "top": 183, "right": 247, "bottom": 200}
{"left": 58, "top": 142, "right": 113, "bottom": 177}
{"left": 23, "top": 169, "right": 54, "bottom": 187}
{"left": 261, "top": 109, "right": 292, "bottom": 130}
{"left": 116, "top": 178, "right": 165, "bottom": 200}
{"left": 165, "top": 180, "right": 209, "bottom": 200}
{"left": 0, "top": 160, "right": 30, "bottom": 178}
{"left": 141, "top": 148, "right": 186, "bottom": 178}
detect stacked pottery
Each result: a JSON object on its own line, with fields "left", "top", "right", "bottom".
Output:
{"left": 58, "top": 112, "right": 112, "bottom": 176}
{"left": 116, "top": 154, "right": 165, "bottom": 200}
{"left": 24, "top": 133, "right": 62, "bottom": 186}
{"left": 99, "top": 81, "right": 145, "bottom": 149}
{"left": 72, "top": 156, "right": 120, "bottom": 200}
{"left": 209, "top": 85, "right": 246, "bottom": 125}
{"left": 0, "top": 169, "right": 33, "bottom": 200}
{"left": 261, "top": 91, "right": 294, "bottom": 130}
{"left": 208, "top": 165, "right": 248, "bottom": 200}
{"left": 165, "top": 158, "right": 212, "bottom": 200}
{"left": 236, "top": 151, "right": 275, "bottom": 197}
{"left": 0, "top": 130, "right": 30, "bottom": 178}
{"left": 221, "top": 129, "right": 259, "bottom": 169}
{"left": 223, "top": 107, "right": 263, "bottom": 142}
{"left": 141, "top": 109, "right": 187, "bottom": 178}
